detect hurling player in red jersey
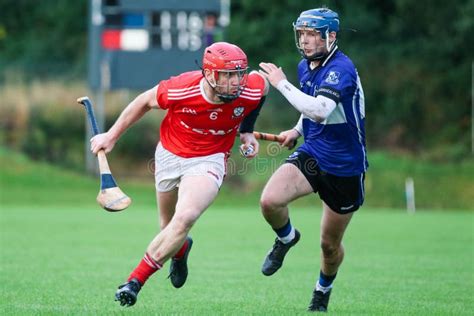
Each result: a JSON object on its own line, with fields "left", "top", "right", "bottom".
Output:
{"left": 90, "top": 42, "right": 269, "bottom": 307}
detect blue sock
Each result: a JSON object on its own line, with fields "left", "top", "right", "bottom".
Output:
{"left": 273, "top": 219, "right": 296, "bottom": 244}
{"left": 273, "top": 219, "right": 292, "bottom": 238}
{"left": 319, "top": 270, "right": 337, "bottom": 287}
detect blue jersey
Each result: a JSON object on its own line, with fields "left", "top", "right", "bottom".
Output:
{"left": 297, "top": 48, "right": 368, "bottom": 176}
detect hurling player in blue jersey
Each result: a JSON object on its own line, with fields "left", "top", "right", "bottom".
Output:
{"left": 258, "top": 7, "right": 368, "bottom": 312}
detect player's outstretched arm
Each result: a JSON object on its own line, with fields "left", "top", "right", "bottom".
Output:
{"left": 91, "top": 85, "right": 158, "bottom": 154}
{"left": 259, "top": 62, "right": 336, "bottom": 123}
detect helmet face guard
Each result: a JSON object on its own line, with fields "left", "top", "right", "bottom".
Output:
{"left": 293, "top": 8, "right": 339, "bottom": 61}
{"left": 202, "top": 42, "right": 249, "bottom": 102}
{"left": 211, "top": 68, "right": 249, "bottom": 103}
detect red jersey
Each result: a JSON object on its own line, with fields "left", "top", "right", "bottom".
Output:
{"left": 156, "top": 70, "right": 266, "bottom": 157}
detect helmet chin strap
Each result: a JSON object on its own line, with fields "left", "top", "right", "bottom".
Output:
{"left": 207, "top": 76, "right": 217, "bottom": 89}
{"left": 217, "top": 94, "right": 238, "bottom": 103}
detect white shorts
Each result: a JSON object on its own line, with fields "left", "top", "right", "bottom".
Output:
{"left": 154, "top": 143, "right": 226, "bottom": 192}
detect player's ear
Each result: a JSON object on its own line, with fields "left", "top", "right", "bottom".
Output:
{"left": 203, "top": 69, "right": 217, "bottom": 87}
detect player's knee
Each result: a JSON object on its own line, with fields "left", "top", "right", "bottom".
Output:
{"left": 172, "top": 213, "right": 197, "bottom": 234}
{"left": 320, "top": 240, "right": 339, "bottom": 257}
{"left": 260, "top": 194, "right": 284, "bottom": 214}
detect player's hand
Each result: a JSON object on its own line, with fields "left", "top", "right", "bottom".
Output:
{"left": 278, "top": 129, "right": 300, "bottom": 150}
{"left": 90, "top": 132, "right": 116, "bottom": 155}
{"left": 239, "top": 132, "right": 259, "bottom": 159}
{"left": 258, "top": 62, "right": 287, "bottom": 88}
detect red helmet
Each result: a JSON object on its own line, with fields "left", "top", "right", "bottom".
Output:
{"left": 202, "top": 42, "right": 249, "bottom": 102}
{"left": 203, "top": 42, "right": 248, "bottom": 72}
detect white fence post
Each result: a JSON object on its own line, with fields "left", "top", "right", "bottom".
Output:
{"left": 405, "top": 177, "right": 416, "bottom": 213}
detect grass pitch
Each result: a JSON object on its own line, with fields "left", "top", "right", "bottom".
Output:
{"left": 1, "top": 205, "right": 473, "bottom": 315}
{"left": 1, "top": 148, "right": 473, "bottom": 314}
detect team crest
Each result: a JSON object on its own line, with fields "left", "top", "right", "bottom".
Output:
{"left": 233, "top": 106, "right": 244, "bottom": 117}
{"left": 324, "top": 71, "right": 340, "bottom": 85}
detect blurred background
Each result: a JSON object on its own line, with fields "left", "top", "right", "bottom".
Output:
{"left": 0, "top": 0, "right": 473, "bottom": 210}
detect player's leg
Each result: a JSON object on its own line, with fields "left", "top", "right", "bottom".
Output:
{"left": 153, "top": 144, "right": 195, "bottom": 286}
{"left": 115, "top": 149, "right": 225, "bottom": 306}
{"left": 115, "top": 145, "right": 180, "bottom": 307}
{"left": 147, "top": 175, "right": 218, "bottom": 264}
{"left": 115, "top": 191, "right": 179, "bottom": 307}
{"left": 261, "top": 163, "right": 313, "bottom": 228}
{"left": 166, "top": 153, "right": 225, "bottom": 288}
{"left": 156, "top": 187, "right": 193, "bottom": 287}
{"left": 115, "top": 144, "right": 190, "bottom": 306}
{"left": 154, "top": 143, "right": 180, "bottom": 230}
{"left": 308, "top": 203, "right": 353, "bottom": 312}
{"left": 115, "top": 176, "right": 218, "bottom": 306}
{"left": 320, "top": 202, "right": 353, "bottom": 277}
{"left": 260, "top": 163, "right": 313, "bottom": 275}
{"left": 156, "top": 188, "right": 194, "bottom": 287}
{"left": 308, "top": 172, "right": 364, "bottom": 312}
{"left": 163, "top": 175, "right": 218, "bottom": 288}
{"left": 157, "top": 188, "right": 178, "bottom": 230}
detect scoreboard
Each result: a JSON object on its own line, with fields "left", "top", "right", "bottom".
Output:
{"left": 88, "top": 0, "right": 229, "bottom": 90}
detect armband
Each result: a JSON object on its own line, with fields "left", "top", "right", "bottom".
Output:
{"left": 239, "top": 96, "right": 266, "bottom": 133}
